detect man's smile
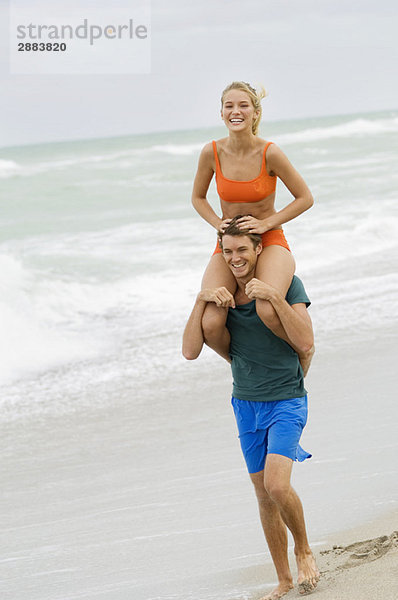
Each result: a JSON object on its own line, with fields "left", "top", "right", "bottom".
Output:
{"left": 230, "top": 260, "right": 247, "bottom": 271}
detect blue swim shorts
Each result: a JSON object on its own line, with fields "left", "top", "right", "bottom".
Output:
{"left": 231, "top": 396, "right": 312, "bottom": 474}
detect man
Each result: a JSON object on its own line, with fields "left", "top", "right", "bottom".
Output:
{"left": 182, "top": 217, "right": 320, "bottom": 600}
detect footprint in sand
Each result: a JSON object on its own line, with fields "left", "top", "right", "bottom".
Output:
{"left": 320, "top": 531, "right": 398, "bottom": 574}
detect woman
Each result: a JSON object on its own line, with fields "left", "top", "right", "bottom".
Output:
{"left": 191, "top": 81, "right": 314, "bottom": 363}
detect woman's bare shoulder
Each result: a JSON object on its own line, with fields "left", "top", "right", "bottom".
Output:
{"left": 199, "top": 137, "right": 227, "bottom": 166}
{"left": 266, "top": 140, "right": 282, "bottom": 154}
{"left": 266, "top": 142, "right": 289, "bottom": 164}
{"left": 210, "top": 137, "right": 229, "bottom": 150}
{"left": 200, "top": 141, "right": 215, "bottom": 156}
{"left": 197, "top": 142, "right": 215, "bottom": 171}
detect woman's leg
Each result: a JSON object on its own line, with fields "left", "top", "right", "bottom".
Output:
{"left": 255, "top": 245, "right": 296, "bottom": 334}
{"left": 201, "top": 253, "right": 237, "bottom": 361}
{"left": 254, "top": 246, "right": 314, "bottom": 375}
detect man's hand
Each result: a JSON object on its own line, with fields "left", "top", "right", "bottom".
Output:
{"left": 199, "top": 287, "right": 236, "bottom": 308}
{"left": 245, "top": 278, "right": 277, "bottom": 301}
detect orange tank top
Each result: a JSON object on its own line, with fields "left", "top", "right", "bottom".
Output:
{"left": 212, "top": 140, "right": 276, "bottom": 203}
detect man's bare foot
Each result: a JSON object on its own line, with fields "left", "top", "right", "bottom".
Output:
{"left": 259, "top": 581, "right": 294, "bottom": 600}
{"left": 296, "top": 551, "right": 320, "bottom": 595}
{"left": 299, "top": 345, "right": 315, "bottom": 377}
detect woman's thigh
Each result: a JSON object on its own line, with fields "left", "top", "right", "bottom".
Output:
{"left": 201, "top": 252, "right": 237, "bottom": 293}
{"left": 255, "top": 245, "right": 296, "bottom": 296}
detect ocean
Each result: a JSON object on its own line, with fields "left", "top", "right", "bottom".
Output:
{"left": 1, "top": 110, "right": 397, "bottom": 397}
{"left": 1, "top": 111, "right": 397, "bottom": 600}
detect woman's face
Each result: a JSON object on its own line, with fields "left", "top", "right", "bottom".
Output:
{"left": 221, "top": 89, "right": 258, "bottom": 133}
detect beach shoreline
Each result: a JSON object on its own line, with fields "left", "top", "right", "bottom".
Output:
{"left": 286, "top": 510, "right": 398, "bottom": 600}
{"left": 2, "top": 330, "right": 397, "bottom": 599}
{"left": 239, "top": 509, "right": 398, "bottom": 600}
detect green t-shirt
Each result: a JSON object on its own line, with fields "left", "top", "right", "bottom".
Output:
{"left": 226, "top": 275, "right": 311, "bottom": 402}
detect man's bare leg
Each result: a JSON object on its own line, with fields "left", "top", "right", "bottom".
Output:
{"left": 250, "top": 471, "right": 294, "bottom": 600}
{"left": 264, "top": 454, "right": 320, "bottom": 595}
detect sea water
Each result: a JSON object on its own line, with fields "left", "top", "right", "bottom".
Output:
{"left": 1, "top": 111, "right": 397, "bottom": 599}
{"left": 1, "top": 110, "right": 397, "bottom": 397}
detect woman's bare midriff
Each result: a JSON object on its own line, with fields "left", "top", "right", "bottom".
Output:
{"left": 220, "top": 194, "right": 277, "bottom": 223}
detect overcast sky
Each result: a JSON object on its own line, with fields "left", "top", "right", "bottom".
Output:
{"left": 0, "top": 0, "right": 397, "bottom": 147}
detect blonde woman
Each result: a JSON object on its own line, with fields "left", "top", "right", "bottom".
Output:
{"left": 191, "top": 81, "right": 314, "bottom": 365}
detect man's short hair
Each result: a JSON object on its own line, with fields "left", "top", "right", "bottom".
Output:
{"left": 218, "top": 215, "right": 262, "bottom": 250}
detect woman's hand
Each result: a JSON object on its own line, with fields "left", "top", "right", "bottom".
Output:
{"left": 236, "top": 215, "right": 270, "bottom": 234}
{"left": 218, "top": 218, "right": 232, "bottom": 233}
{"left": 199, "top": 287, "right": 236, "bottom": 309}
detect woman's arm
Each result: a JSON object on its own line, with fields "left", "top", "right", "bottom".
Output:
{"left": 264, "top": 144, "right": 314, "bottom": 230}
{"left": 238, "top": 144, "right": 314, "bottom": 233}
{"left": 191, "top": 143, "right": 223, "bottom": 230}
{"left": 245, "top": 279, "right": 314, "bottom": 353}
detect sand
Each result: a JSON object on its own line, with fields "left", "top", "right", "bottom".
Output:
{"left": 276, "top": 510, "right": 398, "bottom": 600}
{"left": 1, "top": 334, "right": 397, "bottom": 599}
{"left": 314, "top": 533, "right": 398, "bottom": 600}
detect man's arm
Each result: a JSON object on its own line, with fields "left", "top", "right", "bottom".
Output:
{"left": 182, "top": 295, "right": 207, "bottom": 360}
{"left": 245, "top": 279, "right": 314, "bottom": 353}
{"left": 182, "top": 287, "right": 235, "bottom": 361}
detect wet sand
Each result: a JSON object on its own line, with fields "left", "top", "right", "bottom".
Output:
{"left": 278, "top": 510, "right": 398, "bottom": 600}
{"left": 1, "top": 334, "right": 397, "bottom": 599}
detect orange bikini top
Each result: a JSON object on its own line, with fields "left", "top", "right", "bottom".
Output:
{"left": 212, "top": 140, "right": 276, "bottom": 203}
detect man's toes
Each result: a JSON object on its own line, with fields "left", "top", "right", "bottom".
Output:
{"left": 298, "top": 579, "right": 315, "bottom": 595}
{"left": 298, "top": 573, "right": 320, "bottom": 595}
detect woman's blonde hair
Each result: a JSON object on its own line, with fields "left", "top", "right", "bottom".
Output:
{"left": 221, "top": 81, "right": 267, "bottom": 135}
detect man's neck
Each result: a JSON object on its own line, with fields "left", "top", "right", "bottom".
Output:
{"left": 234, "top": 276, "right": 253, "bottom": 305}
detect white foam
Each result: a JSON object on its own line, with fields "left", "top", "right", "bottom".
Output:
{"left": 0, "top": 142, "right": 201, "bottom": 179}
{"left": 292, "top": 210, "right": 398, "bottom": 275}
{"left": 275, "top": 116, "right": 398, "bottom": 145}
{"left": 2, "top": 203, "right": 395, "bottom": 386}
{"left": 0, "top": 147, "right": 155, "bottom": 179}
{"left": 0, "top": 233, "right": 202, "bottom": 388}
{"left": 0, "top": 159, "right": 21, "bottom": 178}
{"left": 304, "top": 156, "right": 387, "bottom": 170}
{"left": 308, "top": 272, "right": 398, "bottom": 337}
{"left": 0, "top": 254, "right": 109, "bottom": 385}
{"left": 150, "top": 143, "right": 204, "bottom": 156}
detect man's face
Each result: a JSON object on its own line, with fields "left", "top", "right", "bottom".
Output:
{"left": 221, "top": 234, "right": 262, "bottom": 281}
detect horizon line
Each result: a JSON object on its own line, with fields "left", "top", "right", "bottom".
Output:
{"left": 0, "top": 107, "right": 396, "bottom": 152}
